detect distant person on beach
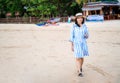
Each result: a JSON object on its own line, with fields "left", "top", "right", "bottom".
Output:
{"left": 69, "top": 13, "right": 89, "bottom": 77}
{"left": 68, "top": 16, "right": 71, "bottom": 23}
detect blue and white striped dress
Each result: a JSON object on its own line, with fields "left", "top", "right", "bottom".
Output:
{"left": 70, "top": 23, "right": 89, "bottom": 58}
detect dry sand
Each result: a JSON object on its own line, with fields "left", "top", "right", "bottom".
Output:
{"left": 0, "top": 20, "right": 120, "bottom": 83}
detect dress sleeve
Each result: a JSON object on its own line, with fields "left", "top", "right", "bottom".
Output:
{"left": 69, "top": 24, "right": 75, "bottom": 42}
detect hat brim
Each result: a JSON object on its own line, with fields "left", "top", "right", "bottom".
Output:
{"left": 76, "top": 15, "right": 86, "bottom": 18}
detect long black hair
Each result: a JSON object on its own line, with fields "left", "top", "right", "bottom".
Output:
{"left": 75, "top": 16, "right": 85, "bottom": 27}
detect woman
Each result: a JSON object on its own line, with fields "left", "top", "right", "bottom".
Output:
{"left": 70, "top": 13, "right": 89, "bottom": 77}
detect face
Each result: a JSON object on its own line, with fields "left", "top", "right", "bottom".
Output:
{"left": 77, "top": 16, "right": 83, "bottom": 24}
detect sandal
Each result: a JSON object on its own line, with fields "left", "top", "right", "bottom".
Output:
{"left": 78, "top": 68, "right": 83, "bottom": 77}
{"left": 78, "top": 73, "right": 83, "bottom": 77}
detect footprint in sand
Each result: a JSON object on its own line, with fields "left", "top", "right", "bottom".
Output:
{"left": 86, "top": 64, "right": 112, "bottom": 77}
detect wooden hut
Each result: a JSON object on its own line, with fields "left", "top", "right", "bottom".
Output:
{"left": 82, "top": 1, "right": 120, "bottom": 20}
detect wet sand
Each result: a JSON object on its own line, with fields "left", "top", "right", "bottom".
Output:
{"left": 0, "top": 20, "right": 120, "bottom": 83}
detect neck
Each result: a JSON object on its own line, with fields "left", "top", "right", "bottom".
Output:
{"left": 78, "top": 23, "right": 82, "bottom": 27}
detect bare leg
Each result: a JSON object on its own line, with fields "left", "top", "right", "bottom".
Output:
{"left": 76, "top": 58, "right": 81, "bottom": 72}
{"left": 76, "top": 58, "right": 84, "bottom": 76}
{"left": 76, "top": 58, "right": 84, "bottom": 72}
{"left": 80, "top": 58, "right": 84, "bottom": 70}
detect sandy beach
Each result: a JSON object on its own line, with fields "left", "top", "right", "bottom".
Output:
{"left": 0, "top": 20, "right": 120, "bottom": 83}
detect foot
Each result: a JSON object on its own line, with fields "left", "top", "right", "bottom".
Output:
{"left": 78, "top": 68, "right": 83, "bottom": 77}
{"left": 78, "top": 73, "right": 83, "bottom": 77}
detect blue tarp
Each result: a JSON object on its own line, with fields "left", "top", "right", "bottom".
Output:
{"left": 36, "top": 22, "right": 46, "bottom": 26}
{"left": 86, "top": 15, "right": 104, "bottom": 21}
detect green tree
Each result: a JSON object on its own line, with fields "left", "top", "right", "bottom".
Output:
{"left": 2, "top": 0, "right": 117, "bottom": 18}
{"left": 96, "top": 0, "right": 118, "bottom": 2}
{"left": 0, "top": 0, "right": 24, "bottom": 17}
{"left": 0, "top": 0, "right": 6, "bottom": 17}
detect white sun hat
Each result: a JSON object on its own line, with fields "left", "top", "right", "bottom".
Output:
{"left": 75, "top": 13, "right": 83, "bottom": 17}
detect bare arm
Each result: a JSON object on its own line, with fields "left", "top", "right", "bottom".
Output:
{"left": 71, "top": 42, "right": 74, "bottom": 52}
